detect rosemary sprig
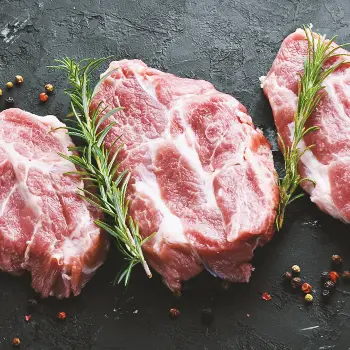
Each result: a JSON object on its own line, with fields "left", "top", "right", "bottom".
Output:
{"left": 276, "top": 26, "right": 349, "bottom": 230}
{"left": 52, "top": 57, "right": 153, "bottom": 285}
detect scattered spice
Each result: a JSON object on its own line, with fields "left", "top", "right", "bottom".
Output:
{"left": 324, "top": 280, "right": 335, "bottom": 291}
{"left": 39, "top": 92, "right": 48, "bottom": 103}
{"left": 221, "top": 280, "right": 230, "bottom": 290}
{"left": 45, "top": 83, "right": 54, "bottom": 93}
{"left": 201, "top": 307, "right": 214, "bottom": 325}
{"left": 247, "top": 313, "right": 251, "bottom": 317}
{"left": 291, "top": 265, "right": 301, "bottom": 276}
{"left": 301, "top": 283, "right": 312, "bottom": 294}
{"left": 5, "top": 97, "right": 15, "bottom": 108}
{"left": 321, "top": 271, "right": 330, "bottom": 284}
{"left": 27, "top": 298, "right": 38, "bottom": 312}
{"left": 261, "top": 292, "right": 272, "bottom": 301}
{"left": 329, "top": 271, "right": 339, "bottom": 283}
{"left": 304, "top": 294, "right": 313, "bottom": 303}
{"left": 169, "top": 308, "right": 180, "bottom": 319}
{"left": 6, "top": 82, "right": 13, "bottom": 89}
{"left": 57, "top": 311, "right": 66, "bottom": 320}
{"left": 291, "top": 277, "right": 302, "bottom": 289}
{"left": 331, "top": 254, "right": 343, "bottom": 268}
{"left": 322, "top": 289, "right": 331, "bottom": 303}
{"left": 24, "top": 315, "right": 31, "bottom": 322}
{"left": 15, "top": 75, "right": 23, "bottom": 84}
{"left": 283, "top": 271, "right": 293, "bottom": 281}
{"left": 12, "top": 337, "right": 20, "bottom": 347}
{"left": 342, "top": 271, "right": 350, "bottom": 281}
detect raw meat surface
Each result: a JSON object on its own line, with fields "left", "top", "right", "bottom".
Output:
{"left": 263, "top": 28, "right": 350, "bottom": 222}
{"left": 0, "top": 108, "right": 108, "bottom": 298}
{"left": 92, "top": 59, "right": 279, "bottom": 291}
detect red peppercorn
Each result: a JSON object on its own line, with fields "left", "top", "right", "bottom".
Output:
{"left": 301, "top": 283, "right": 312, "bottom": 294}
{"left": 39, "top": 93, "right": 48, "bottom": 103}
{"left": 330, "top": 271, "right": 339, "bottom": 283}
{"left": 169, "top": 308, "right": 180, "bottom": 319}
{"left": 57, "top": 311, "right": 66, "bottom": 320}
{"left": 283, "top": 271, "right": 293, "bottom": 281}
{"left": 24, "top": 315, "right": 31, "bottom": 322}
{"left": 261, "top": 292, "right": 272, "bottom": 301}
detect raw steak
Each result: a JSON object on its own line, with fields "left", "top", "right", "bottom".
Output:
{"left": 0, "top": 108, "right": 108, "bottom": 298}
{"left": 92, "top": 60, "right": 279, "bottom": 291}
{"left": 263, "top": 29, "right": 350, "bottom": 222}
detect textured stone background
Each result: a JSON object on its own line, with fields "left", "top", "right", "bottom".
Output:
{"left": 1, "top": 0, "right": 350, "bottom": 349}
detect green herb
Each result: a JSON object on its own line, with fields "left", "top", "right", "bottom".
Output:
{"left": 276, "top": 26, "right": 349, "bottom": 230}
{"left": 52, "top": 57, "right": 153, "bottom": 285}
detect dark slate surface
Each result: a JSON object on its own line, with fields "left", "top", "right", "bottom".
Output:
{"left": 1, "top": 0, "right": 350, "bottom": 349}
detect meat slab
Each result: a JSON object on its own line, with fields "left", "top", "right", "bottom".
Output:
{"left": 0, "top": 108, "right": 108, "bottom": 298}
{"left": 92, "top": 59, "right": 279, "bottom": 291}
{"left": 263, "top": 29, "right": 350, "bottom": 222}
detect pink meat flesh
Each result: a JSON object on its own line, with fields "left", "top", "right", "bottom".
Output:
{"left": 263, "top": 28, "right": 350, "bottom": 222}
{"left": 0, "top": 108, "right": 108, "bottom": 298}
{"left": 92, "top": 59, "right": 279, "bottom": 292}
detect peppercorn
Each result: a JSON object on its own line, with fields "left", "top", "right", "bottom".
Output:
{"left": 321, "top": 271, "right": 330, "bottom": 284}
{"left": 330, "top": 271, "right": 339, "bottom": 283}
{"left": 304, "top": 294, "right": 313, "bottom": 303}
{"left": 25, "top": 315, "right": 31, "bottom": 322}
{"left": 6, "top": 82, "right": 13, "bottom": 89}
{"left": 57, "top": 311, "right": 66, "bottom": 320}
{"left": 201, "top": 307, "right": 214, "bottom": 325}
{"left": 45, "top": 83, "right": 54, "bottom": 93}
{"left": 15, "top": 75, "right": 23, "bottom": 84}
{"left": 301, "top": 282, "right": 312, "bottom": 294}
{"left": 342, "top": 271, "right": 350, "bottom": 282}
{"left": 283, "top": 271, "right": 293, "bottom": 281}
{"left": 0, "top": 88, "right": 2, "bottom": 96}
{"left": 331, "top": 254, "right": 343, "bottom": 268}
{"left": 39, "top": 93, "right": 48, "bottom": 103}
{"left": 291, "top": 265, "right": 300, "bottom": 276}
{"left": 322, "top": 289, "right": 331, "bottom": 303}
{"left": 291, "top": 277, "right": 302, "bottom": 289}
{"left": 221, "top": 280, "right": 230, "bottom": 291}
{"left": 324, "top": 280, "right": 335, "bottom": 291}
{"left": 12, "top": 337, "right": 20, "bottom": 347}
{"left": 169, "top": 308, "right": 180, "bottom": 319}
{"left": 5, "top": 97, "right": 15, "bottom": 108}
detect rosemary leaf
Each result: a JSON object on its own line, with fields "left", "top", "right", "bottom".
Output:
{"left": 53, "top": 57, "right": 153, "bottom": 285}
{"left": 276, "top": 26, "right": 349, "bottom": 230}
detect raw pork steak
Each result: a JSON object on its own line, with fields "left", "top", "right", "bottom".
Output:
{"left": 92, "top": 60, "right": 279, "bottom": 291}
{"left": 263, "top": 29, "right": 350, "bottom": 222}
{"left": 0, "top": 108, "right": 108, "bottom": 298}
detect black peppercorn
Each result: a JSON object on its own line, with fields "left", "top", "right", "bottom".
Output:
{"left": 321, "top": 272, "right": 330, "bottom": 284}
{"left": 201, "top": 307, "right": 214, "bottom": 325}
{"left": 331, "top": 255, "right": 343, "bottom": 269}
{"left": 27, "top": 298, "right": 38, "bottom": 312}
{"left": 324, "top": 280, "right": 335, "bottom": 291}
{"left": 5, "top": 97, "right": 14, "bottom": 108}
{"left": 283, "top": 271, "right": 293, "bottom": 281}
{"left": 342, "top": 271, "right": 350, "bottom": 282}
{"left": 291, "top": 277, "right": 302, "bottom": 289}
{"left": 322, "top": 289, "right": 331, "bottom": 303}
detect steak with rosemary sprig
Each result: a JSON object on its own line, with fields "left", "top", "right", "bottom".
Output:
{"left": 92, "top": 60, "right": 279, "bottom": 291}
{"left": 263, "top": 29, "right": 350, "bottom": 223}
{"left": 0, "top": 108, "right": 108, "bottom": 298}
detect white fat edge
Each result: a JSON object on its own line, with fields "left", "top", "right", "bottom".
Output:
{"left": 287, "top": 123, "right": 339, "bottom": 218}
{"left": 259, "top": 75, "right": 266, "bottom": 88}
{"left": 134, "top": 163, "right": 186, "bottom": 253}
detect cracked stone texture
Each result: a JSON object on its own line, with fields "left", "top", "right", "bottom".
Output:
{"left": 1, "top": 0, "right": 350, "bottom": 349}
